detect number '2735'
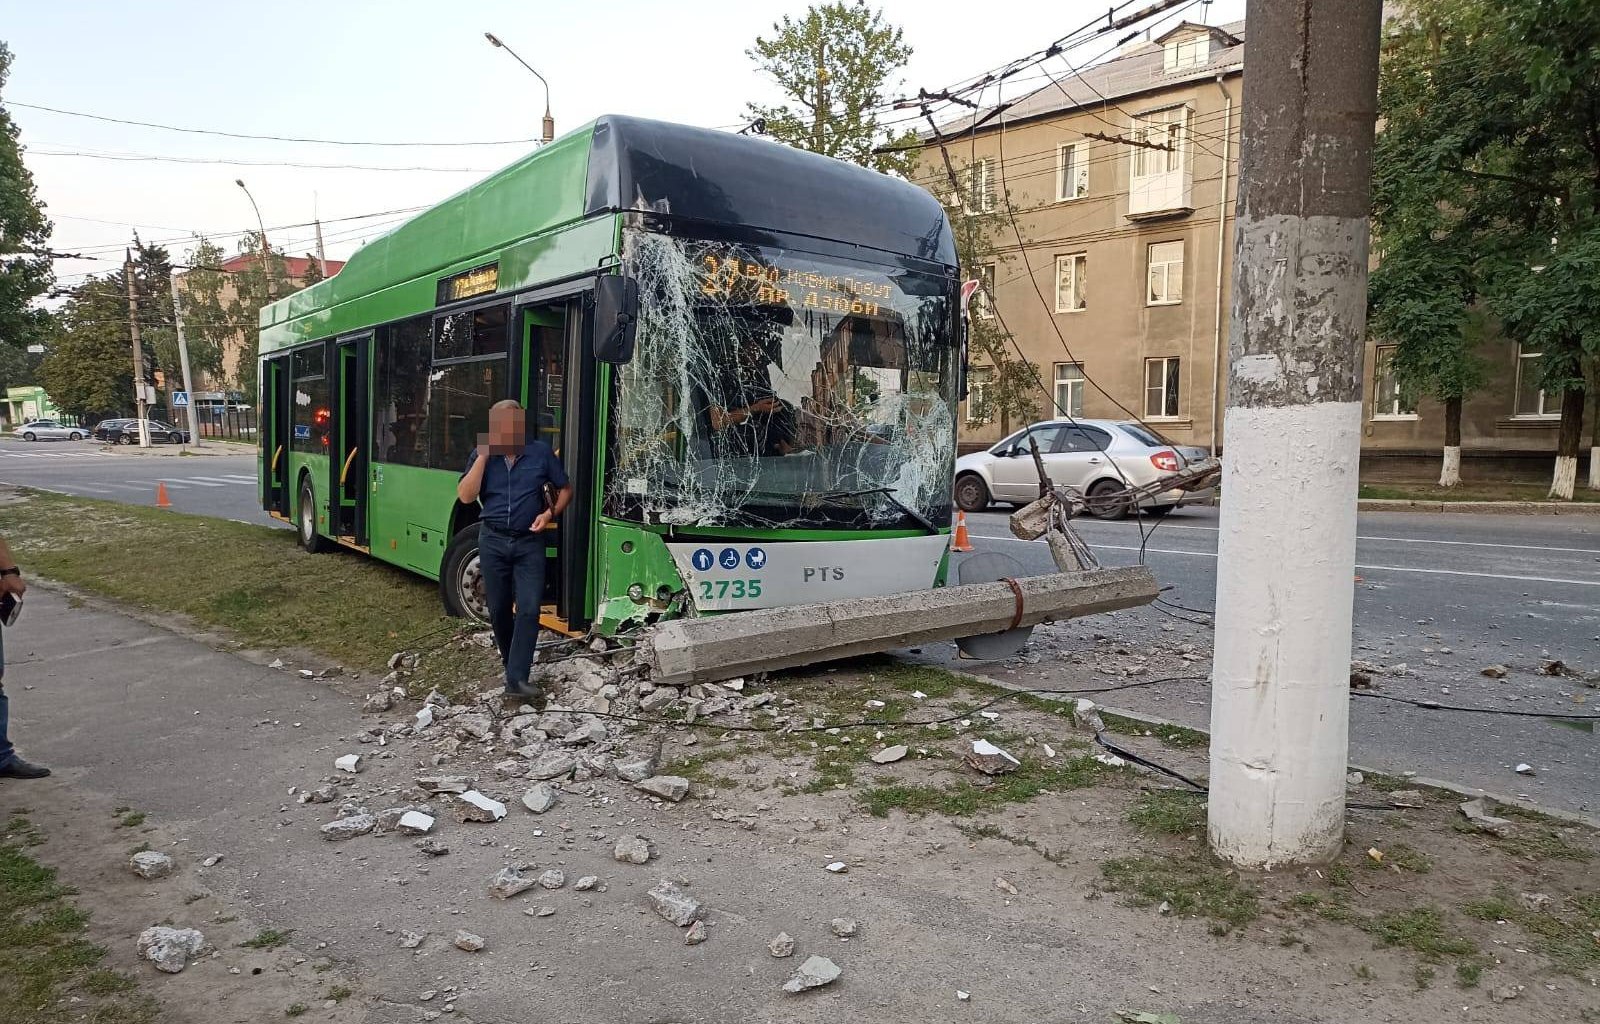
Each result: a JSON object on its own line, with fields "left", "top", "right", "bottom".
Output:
{"left": 699, "top": 579, "right": 762, "bottom": 600}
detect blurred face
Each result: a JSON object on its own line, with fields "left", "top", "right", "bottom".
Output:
{"left": 483, "top": 405, "right": 525, "bottom": 453}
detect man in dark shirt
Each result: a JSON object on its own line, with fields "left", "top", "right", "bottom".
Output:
{"left": 457, "top": 400, "right": 573, "bottom": 704}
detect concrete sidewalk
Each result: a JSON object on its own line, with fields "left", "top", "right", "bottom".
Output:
{"left": 1, "top": 587, "right": 1585, "bottom": 1024}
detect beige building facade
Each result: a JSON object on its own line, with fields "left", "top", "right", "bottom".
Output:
{"left": 922, "top": 19, "right": 1583, "bottom": 482}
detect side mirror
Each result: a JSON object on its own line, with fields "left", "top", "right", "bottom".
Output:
{"left": 593, "top": 275, "right": 638, "bottom": 364}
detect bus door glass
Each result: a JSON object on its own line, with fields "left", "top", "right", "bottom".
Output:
{"left": 263, "top": 353, "right": 292, "bottom": 515}
{"left": 332, "top": 332, "right": 372, "bottom": 544}
{"left": 520, "top": 304, "right": 570, "bottom": 616}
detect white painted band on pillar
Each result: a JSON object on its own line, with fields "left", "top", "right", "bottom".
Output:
{"left": 1552, "top": 455, "right": 1578, "bottom": 500}
{"left": 1208, "top": 400, "right": 1362, "bottom": 868}
{"left": 1589, "top": 447, "right": 1599, "bottom": 491}
{"left": 1439, "top": 446, "right": 1461, "bottom": 488}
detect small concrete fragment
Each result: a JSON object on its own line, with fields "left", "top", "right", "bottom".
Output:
{"left": 489, "top": 868, "right": 536, "bottom": 900}
{"left": 782, "top": 955, "right": 842, "bottom": 994}
{"left": 994, "top": 877, "right": 1019, "bottom": 896}
{"left": 1514, "top": 763, "right": 1535, "bottom": 776}
{"left": 320, "top": 813, "right": 376, "bottom": 840}
{"left": 1489, "top": 984, "right": 1520, "bottom": 1004}
{"left": 399, "top": 930, "right": 426, "bottom": 949}
{"left": 635, "top": 775, "right": 691, "bottom": 802}
{"left": 684, "top": 920, "right": 709, "bottom": 945}
{"left": 824, "top": 861, "right": 847, "bottom": 873}
{"left": 136, "top": 926, "right": 205, "bottom": 974}
{"left": 964, "top": 738, "right": 1021, "bottom": 776}
{"left": 524, "top": 751, "right": 578, "bottom": 781}
{"left": 414, "top": 706, "right": 434, "bottom": 730}
{"left": 828, "top": 917, "right": 858, "bottom": 938}
{"left": 454, "top": 791, "right": 507, "bottom": 823}
{"left": 362, "top": 690, "right": 393, "bottom": 713}
{"left": 612, "top": 752, "right": 657, "bottom": 784}
{"left": 1387, "top": 790, "right": 1425, "bottom": 809}
{"left": 129, "top": 851, "right": 175, "bottom": 880}
{"left": 334, "top": 753, "right": 361, "bottom": 774}
{"left": 1519, "top": 892, "right": 1552, "bottom": 912}
{"left": 614, "top": 836, "right": 652, "bottom": 864}
{"left": 453, "top": 930, "right": 485, "bottom": 952}
{"left": 768, "top": 932, "right": 795, "bottom": 958}
{"left": 1481, "top": 664, "right": 1508, "bottom": 679}
{"left": 537, "top": 869, "right": 565, "bottom": 891}
{"left": 646, "top": 880, "right": 705, "bottom": 927}
{"left": 416, "top": 775, "right": 473, "bottom": 795}
{"left": 1459, "top": 797, "right": 1515, "bottom": 838}
{"left": 870, "top": 745, "right": 908, "bottom": 765}
{"left": 396, "top": 811, "right": 435, "bottom": 835}
{"left": 521, "top": 783, "right": 559, "bottom": 814}
{"left": 416, "top": 838, "right": 450, "bottom": 857}
{"left": 574, "top": 875, "right": 600, "bottom": 892}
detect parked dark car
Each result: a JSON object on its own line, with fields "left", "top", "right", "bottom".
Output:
{"left": 95, "top": 418, "right": 188, "bottom": 444}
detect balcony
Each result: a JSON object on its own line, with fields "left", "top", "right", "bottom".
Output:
{"left": 1127, "top": 167, "right": 1193, "bottom": 220}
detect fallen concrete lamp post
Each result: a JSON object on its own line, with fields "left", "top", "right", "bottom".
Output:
{"left": 639, "top": 565, "right": 1158, "bottom": 687}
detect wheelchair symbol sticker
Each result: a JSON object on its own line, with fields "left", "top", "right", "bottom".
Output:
{"left": 745, "top": 547, "right": 768, "bottom": 570}
{"left": 691, "top": 548, "right": 714, "bottom": 572}
{"left": 719, "top": 548, "right": 742, "bottom": 570}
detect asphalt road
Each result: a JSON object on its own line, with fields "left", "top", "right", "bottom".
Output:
{"left": 950, "top": 504, "right": 1600, "bottom": 815}
{"left": 0, "top": 435, "right": 276, "bottom": 526}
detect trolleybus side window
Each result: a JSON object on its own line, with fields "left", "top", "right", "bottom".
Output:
{"left": 374, "top": 316, "right": 432, "bottom": 465}
{"left": 290, "top": 345, "right": 329, "bottom": 454}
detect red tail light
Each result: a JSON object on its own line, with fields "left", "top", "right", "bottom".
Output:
{"left": 1150, "top": 450, "right": 1179, "bottom": 473}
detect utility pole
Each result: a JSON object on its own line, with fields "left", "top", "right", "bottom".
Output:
{"left": 313, "top": 218, "right": 329, "bottom": 280}
{"left": 169, "top": 271, "right": 203, "bottom": 450}
{"left": 1207, "top": 0, "right": 1383, "bottom": 868}
{"left": 123, "top": 249, "right": 152, "bottom": 448}
{"left": 814, "top": 37, "right": 827, "bottom": 153}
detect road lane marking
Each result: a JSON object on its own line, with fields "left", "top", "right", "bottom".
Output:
{"left": 186, "top": 476, "right": 245, "bottom": 485}
{"left": 66, "top": 484, "right": 114, "bottom": 494}
{"left": 162, "top": 478, "right": 224, "bottom": 487}
{"left": 135, "top": 479, "right": 188, "bottom": 488}
{"left": 977, "top": 536, "right": 1600, "bottom": 587}
{"left": 971, "top": 520, "right": 1598, "bottom": 556}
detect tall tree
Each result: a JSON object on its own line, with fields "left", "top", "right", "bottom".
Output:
{"left": 38, "top": 271, "right": 135, "bottom": 421}
{"left": 173, "top": 236, "right": 233, "bottom": 387}
{"left": 0, "top": 42, "right": 53, "bottom": 373}
{"left": 744, "top": 2, "right": 920, "bottom": 176}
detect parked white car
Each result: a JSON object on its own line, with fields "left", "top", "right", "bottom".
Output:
{"left": 13, "top": 419, "right": 85, "bottom": 442}
{"left": 953, "top": 419, "right": 1212, "bottom": 519}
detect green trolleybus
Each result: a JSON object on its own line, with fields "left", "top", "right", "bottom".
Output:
{"left": 258, "top": 116, "right": 961, "bottom": 637}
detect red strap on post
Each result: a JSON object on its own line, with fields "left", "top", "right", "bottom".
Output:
{"left": 999, "top": 577, "right": 1025, "bottom": 631}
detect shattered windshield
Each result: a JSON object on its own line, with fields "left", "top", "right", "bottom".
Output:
{"left": 607, "top": 231, "right": 958, "bottom": 529}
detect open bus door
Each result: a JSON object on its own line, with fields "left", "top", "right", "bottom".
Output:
{"left": 262, "top": 353, "right": 292, "bottom": 516}
{"left": 331, "top": 332, "right": 372, "bottom": 546}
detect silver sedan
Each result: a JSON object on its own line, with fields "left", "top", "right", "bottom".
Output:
{"left": 13, "top": 420, "right": 86, "bottom": 441}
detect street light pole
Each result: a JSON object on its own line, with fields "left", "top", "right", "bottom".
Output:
{"left": 169, "top": 270, "right": 203, "bottom": 450}
{"left": 123, "top": 248, "right": 152, "bottom": 448}
{"left": 235, "top": 179, "right": 277, "bottom": 301}
{"left": 484, "top": 32, "right": 555, "bottom": 143}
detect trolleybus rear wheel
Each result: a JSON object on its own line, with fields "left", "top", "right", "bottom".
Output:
{"left": 440, "top": 523, "right": 489, "bottom": 623}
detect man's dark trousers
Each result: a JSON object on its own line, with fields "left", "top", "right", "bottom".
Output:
{"left": 478, "top": 525, "right": 546, "bottom": 690}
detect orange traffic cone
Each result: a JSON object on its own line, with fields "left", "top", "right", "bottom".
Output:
{"left": 952, "top": 510, "right": 975, "bottom": 552}
{"left": 155, "top": 482, "right": 171, "bottom": 509}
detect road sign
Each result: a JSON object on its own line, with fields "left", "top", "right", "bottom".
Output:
{"left": 171, "top": 391, "right": 189, "bottom": 407}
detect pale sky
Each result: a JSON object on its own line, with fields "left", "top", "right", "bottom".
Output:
{"left": 4, "top": 0, "right": 1244, "bottom": 289}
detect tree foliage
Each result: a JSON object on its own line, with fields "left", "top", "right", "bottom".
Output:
{"left": 224, "top": 232, "right": 293, "bottom": 399}
{"left": 0, "top": 41, "right": 53, "bottom": 371}
{"left": 38, "top": 270, "right": 135, "bottom": 421}
{"left": 744, "top": 2, "right": 920, "bottom": 176}
{"left": 174, "top": 236, "right": 235, "bottom": 387}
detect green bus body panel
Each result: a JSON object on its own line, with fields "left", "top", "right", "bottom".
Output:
{"left": 365, "top": 463, "right": 462, "bottom": 579}
{"left": 258, "top": 126, "right": 598, "bottom": 350}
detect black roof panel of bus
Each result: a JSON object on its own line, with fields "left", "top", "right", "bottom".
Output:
{"left": 584, "top": 115, "right": 956, "bottom": 267}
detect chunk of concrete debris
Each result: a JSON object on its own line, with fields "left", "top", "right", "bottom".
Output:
{"left": 521, "top": 783, "right": 559, "bottom": 814}
{"left": 537, "top": 869, "right": 565, "bottom": 891}
{"left": 399, "top": 930, "right": 426, "bottom": 949}
{"left": 397, "top": 811, "right": 434, "bottom": 835}
{"left": 574, "top": 875, "right": 600, "bottom": 892}
{"left": 269, "top": 658, "right": 285, "bottom": 670}
{"left": 1519, "top": 892, "right": 1552, "bottom": 912}
{"left": 362, "top": 690, "right": 394, "bottom": 714}
{"left": 965, "top": 739, "right": 1021, "bottom": 776}
{"left": 1387, "top": 790, "right": 1425, "bottom": 809}
{"left": 523, "top": 751, "right": 578, "bottom": 781}
{"left": 824, "top": 861, "right": 847, "bottom": 874}
{"left": 334, "top": 753, "right": 361, "bottom": 774}
{"left": 684, "top": 920, "right": 709, "bottom": 945}
{"left": 1459, "top": 797, "right": 1515, "bottom": 838}
{"left": 452, "top": 713, "right": 494, "bottom": 741}
{"left": 1514, "top": 763, "right": 1535, "bottom": 776}
{"left": 1489, "top": 984, "right": 1520, "bottom": 1004}
{"left": 614, "top": 836, "right": 652, "bottom": 865}
{"left": 639, "top": 687, "right": 678, "bottom": 713}
{"left": 453, "top": 930, "right": 485, "bottom": 952}
{"left": 136, "top": 926, "right": 205, "bottom": 974}
{"left": 994, "top": 877, "right": 1019, "bottom": 896}
{"left": 416, "top": 775, "right": 473, "bottom": 795}
{"left": 870, "top": 745, "right": 908, "bottom": 765}
{"left": 414, "top": 706, "right": 434, "bottom": 731}
{"left": 782, "top": 955, "right": 842, "bottom": 994}
{"left": 488, "top": 868, "right": 536, "bottom": 900}
{"left": 454, "top": 791, "right": 507, "bottom": 823}
{"left": 1538, "top": 659, "right": 1567, "bottom": 677}
{"left": 1346, "top": 772, "right": 1364, "bottom": 786}
{"left": 768, "top": 932, "right": 795, "bottom": 958}
{"left": 415, "top": 838, "right": 449, "bottom": 857}
{"left": 1093, "top": 751, "right": 1127, "bottom": 768}
{"left": 1481, "top": 664, "right": 1509, "bottom": 679}
{"left": 635, "top": 775, "right": 691, "bottom": 802}
{"left": 129, "top": 851, "right": 175, "bottom": 880}
{"left": 828, "top": 918, "right": 858, "bottom": 938}
{"left": 200, "top": 855, "right": 222, "bottom": 868}
{"left": 320, "top": 813, "right": 376, "bottom": 840}
{"left": 646, "top": 880, "right": 705, "bottom": 927}
{"left": 612, "top": 752, "right": 657, "bottom": 784}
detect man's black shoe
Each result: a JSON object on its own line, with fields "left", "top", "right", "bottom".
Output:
{"left": 0, "top": 757, "right": 51, "bottom": 779}
{"left": 503, "top": 684, "right": 547, "bottom": 711}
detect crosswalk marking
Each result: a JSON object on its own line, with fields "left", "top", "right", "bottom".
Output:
{"left": 162, "top": 477, "right": 223, "bottom": 488}
{"left": 135, "top": 479, "right": 187, "bottom": 489}
{"left": 187, "top": 476, "right": 245, "bottom": 485}
{"left": 0, "top": 450, "right": 106, "bottom": 459}
{"left": 219, "top": 474, "right": 258, "bottom": 483}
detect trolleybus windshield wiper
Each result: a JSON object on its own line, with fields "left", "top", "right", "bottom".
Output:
{"left": 817, "top": 487, "right": 939, "bottom": 536}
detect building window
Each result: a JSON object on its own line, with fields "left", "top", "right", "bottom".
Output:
{"left": 967, "top": 158, "right": 995, "bottom": 214}
{"left": 1163, "top": 35, "right": 1210, "bottom": 72}
{"left": 1132, "top": 107, "right": 1187, "bottom": 177}
{"left": 966, "top": 365, "right": 993, "bottom": 424}
{"left": 1053, "top": 362, "right": 1084, "bottom": 417}
{"left": 1147, "top": 240, "right": 1184, "bottom": 305}
{"left": 1144, "top": 357, "right": 1180, "bottom": 419}
{"left": 1054, "top": 253, "right": 1087, "bottom": 312}
{"left": 1372, "top": 345, "right": 1416, "bottom": 419}
{"left": 973, "top": 263, "right": 996, "bottom": 320}
{"left": 1056, "top": 142, "right": 1088, "bottom": 201}
{"left": 1514, "top": 345, "right": 1557, "bottom": 417}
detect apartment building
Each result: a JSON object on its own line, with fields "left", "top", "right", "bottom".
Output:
{"left": 922, "top": 19, "right": 1581, "bottom": 481}
{"left": 175, "top": 253, "right": 342, "bottom": 391}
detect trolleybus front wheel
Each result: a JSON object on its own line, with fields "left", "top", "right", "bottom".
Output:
{"left": 298, "top": 477, "right": 328, "bottom": 553}
{"left": 440, "top": 523, "right": 489, "bottom": 623}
